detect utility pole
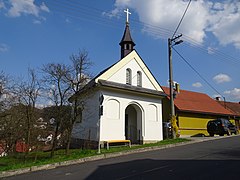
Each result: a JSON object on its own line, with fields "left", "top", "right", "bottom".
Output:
{"left": 168, "top": 34, "right": 183, "bottom": 139}
{"left": 168, "top": 38, "right": 174, "bottom": 118}
{"left": 167, "top": 0, "right": 190, "bottom": 139}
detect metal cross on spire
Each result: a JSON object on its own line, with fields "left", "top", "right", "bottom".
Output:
{"left": 124, "top": 8, "right": 131, "bottom": 23}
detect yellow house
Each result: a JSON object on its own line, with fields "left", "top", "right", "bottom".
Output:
{"left": 162, "top": 87, "right": 235, "bottom": 137}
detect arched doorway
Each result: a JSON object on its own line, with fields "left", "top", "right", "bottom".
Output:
{"left": 125, "top": 104, "right": 142, "bottom": 144}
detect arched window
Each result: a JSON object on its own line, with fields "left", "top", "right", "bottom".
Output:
{"left": 125, "top": 44, "right": 131, "bottom": 50}
{"left": 126, "top": 68, "right": 132, "bottom": 85}
{"left": 137, "top": 71, "right": 142, "bottom": 87}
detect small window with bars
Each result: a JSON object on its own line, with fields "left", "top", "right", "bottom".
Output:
{"left": 137, "top": 71, "right": 142, "bottom": 87}
{"left": 126, "top": 68, "right": 132, "bottom": 85}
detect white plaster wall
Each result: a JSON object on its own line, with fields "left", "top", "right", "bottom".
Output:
{"left": 100, "top": 89, "right": 163, "bottom": 142}
{"left": 145, "top": 103, "right": 163, "bottom": 141}
{"left": 72, "top": 88, "right": 163, "bottom": 142}
{"left": 71, "top": 91, "right": 100, "bottom": 141}
{"left": 108, "top": 58, "right": 156, "bottom": 90}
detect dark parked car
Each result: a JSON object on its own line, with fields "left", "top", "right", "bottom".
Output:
{"left": 207, "top": 118, "right": 238, "bottom": 136}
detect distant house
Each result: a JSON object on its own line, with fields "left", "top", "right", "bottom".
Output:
{"left": 216, "top": 100, "right": 240, "bottom": 130}
{"left": 0, "top": 141, "right": 6, "bottom": 157}
{"left": 162, "top": 87, "right": 235, "bottom": 136}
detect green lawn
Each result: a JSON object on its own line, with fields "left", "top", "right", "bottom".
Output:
{"left": 0, "top": 138, "right": 190, "bottom": 172}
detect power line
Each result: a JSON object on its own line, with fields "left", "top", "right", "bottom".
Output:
{"left": 47, "top": 0, "right": 122, "bottom": 26}
{"left": 172, "top": 47, "right": 225, "bottom": 98}
{"left": 48, "top": 0, "right": 240, "bottom": 64}
{"left": 172, "top": 0, "right": 192, "bottom": 38}
{"left": 44, "top": 1, "right": 240, "bottom": 67}
{"left": 47, "top": 1, "right": 175, "bottom": 43}
{"left": 181, "top": 35, "right": 240, "bottom": 66}
{"left": 47, "top": 0, "right": 174, "bottom": 36}
{"left": 34, "top": 0, "right": 238, "bottom": 100}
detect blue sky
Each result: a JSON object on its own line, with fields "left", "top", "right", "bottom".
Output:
{"left": 0, "top": 0, "right": 240, "bottom": 102}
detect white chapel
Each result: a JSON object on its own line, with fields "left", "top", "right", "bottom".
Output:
{"left": 71, "top": 9, "right": 166, "bottom": 147}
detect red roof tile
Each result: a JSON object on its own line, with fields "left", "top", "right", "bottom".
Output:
{"left": 216, "top": 101, "right": 240, "bottom": 116}
{"left": 162, "top": 87, "right": 234, "bottom": 116}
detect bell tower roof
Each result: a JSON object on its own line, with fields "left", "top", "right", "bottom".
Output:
{"left": 119, "top": 8, "right": 136, "bottom": 59}
{"left": 119, "top": 23, "right": 135, "bottom": 46}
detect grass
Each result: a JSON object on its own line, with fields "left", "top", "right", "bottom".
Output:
{"left": 0, "top": 138, "right": 190, "bottom": 172}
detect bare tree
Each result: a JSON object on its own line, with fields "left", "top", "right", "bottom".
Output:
{"left": 0, "top": 71, "right": 6, "bottom": 112}
{"left": 41, "top": 63, "right": 72, "bottom": 157}
{"left": 40, "top": 50, "right": 93, "bottom": 156}
{"left": 0, "top": 71, "right": 26, "bottom": 155}
{"left": 0, "top": 71, "right": 13, "bottom": 112}
{"left": 0, "top": 71, "right": 14, "bottom": 154}
{"left": 65, "top": 49, "right": 93, "bottom": 154}
{"left": 13, "top": 68, "right": 41, "bottom": 157}
{"left": 0, "top": 104, "right": 26, "bottom": 154}
{"left": 0, "top": 71, "right": 4, "bottom": 99}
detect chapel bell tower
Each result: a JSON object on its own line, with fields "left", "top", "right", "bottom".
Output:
{"left": 119, "top": 8, "right": 135, "bottom": 59}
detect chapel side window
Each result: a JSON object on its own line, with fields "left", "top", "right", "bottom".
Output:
{"left": 137, "top": 71, "right": 142, "bottom": 87}
{"left": 126, "top": 68, "right": 132, "bottom": 85}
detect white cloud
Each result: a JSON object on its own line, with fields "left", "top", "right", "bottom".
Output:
{"left": 224, "top": 88, "right": 240, "bottom": 100}
{"left": 103, "top": 8, "right": 122, "bottom": 19}
{"left": 65, "top": 18, "right": 71, "bottom": 24}
{"left": 7, "top": 0, "right": 49, "bottom": 17}
{"left": 207, "top": 1, "right": 240, "bottom": 49}
{"left": 213, "top": 73, "right": 231, "bottom": 84}
{"left": 192, "top": 82, "right": 203, "bottom": 88}
{"left": 35, "top": 103, "right": 45, "bottom": 109}
{"left": 40, "top": 2, "right": 49, "bottom": 13}
{"left": 207, "top": 46, "right": 217, "bottom": 54}
{"left": 0, "top": 43, "right": 9, "bottom": 52}
{"left": 0, "top": 0, "right": 5, "bottom": 9}
{"left": 33, "top": 19, "right": 41, "bottom": 24}
{"left": 111, "top": 0, "right": 209, "bottom": 43}
{"left": 33, "top": 16, "right": 46, "bottom": 24}
{"left": 111, "top": 0, "right": 240, "bottom": 48}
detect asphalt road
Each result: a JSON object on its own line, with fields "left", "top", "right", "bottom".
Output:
{"left": 4, "top": 136, "right": 240, "bottom": 180}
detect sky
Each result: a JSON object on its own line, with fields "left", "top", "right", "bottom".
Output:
{"left": 0, "top": 0, "right": 240, "bottom": 102}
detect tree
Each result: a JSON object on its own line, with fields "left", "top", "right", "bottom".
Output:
{"left": 41, "top": 49, "right": 93, "bottom": 156}
{"left": 0, "top": 71, "right": 6, "bottom": 111}
{"left": 13, "top": 68, "right": 41, "bottom": 157}
{"left": 0, "top": 71, "right": 13, "bottom": 112}
{"left": 41, "top": 63, "right": 72, "bottom": 157}
{"left": 0, "top": 71, "right": 5, "bottom": 99}
{"left": 0, "top": 71, "right": 21, "bottom": 155}
{"left": 42, "top": 105, "right": 71, "bottom": 150}
{"left": 65, "top": 49, "right": 93, "bottom": 154}
{"left": 0, "top": 104, "right": 26, "bottom": 154}
{"left": 0, "top": 71, "right": 26, "bottom": 155}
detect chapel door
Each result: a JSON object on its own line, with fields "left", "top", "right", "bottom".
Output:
{"left": 125, "top": 104, "right": 142, "bottom": 144}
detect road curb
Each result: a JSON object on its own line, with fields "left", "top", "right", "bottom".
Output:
{"left": 0, "top": 135, "right": 237, "bottom": 178}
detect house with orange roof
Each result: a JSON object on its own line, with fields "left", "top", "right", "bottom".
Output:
{"left": 216, "top": 100, "right": 240, "bottom": 129}
{"left": 162, "top": 87, "right": 236, "bottom": 136}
